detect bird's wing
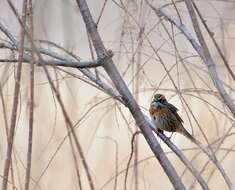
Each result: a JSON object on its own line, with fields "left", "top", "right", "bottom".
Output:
{"left": 166, "top": 102, "right": 184, "bottom": 123}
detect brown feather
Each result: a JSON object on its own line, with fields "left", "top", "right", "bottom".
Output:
{"left": 165, "top": 102, "right": 184, "bottom": 123}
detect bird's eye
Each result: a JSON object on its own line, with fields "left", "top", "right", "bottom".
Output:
{"left": 158, "top": 97, "right": 165, "bottom": 103}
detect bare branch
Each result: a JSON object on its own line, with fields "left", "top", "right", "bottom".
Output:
{"left": 0, "top": 43, "right": 110, "bottom": 68}
{"left": 1, "top": 0, "right": 27, "bottom": 189}
{"left": 24, "top": 0, "right": 35, "bottom": 189}
{"left": 0, "top": 56, "right": 102, "bottom": 68}
{"left": 124, "top": 131, "right": 142, "bottom": 190}
{"left": 192, "top": 1, "right": 235, "bottom": 81}
{"left": 0, "top": 28, "right": 122, "bottom": 103}
{"left": 75, "top": 0, "right": 186, "bottom": 189}
{"left": 145, "top": 116, "right": 209, "bottom": 190}
{"left": 184, "top": 0, "right": 232, "bottom": 187}
{"left": 146, "top": 0, "right": 235, "bottom": 118}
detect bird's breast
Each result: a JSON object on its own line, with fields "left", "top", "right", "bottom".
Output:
{"left": 151, "top": 110, "right": 177, "bottom": 132}
{"left": 151, "top": 113, "right": 163, "bottom": 129}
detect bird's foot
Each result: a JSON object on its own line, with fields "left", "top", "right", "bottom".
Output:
{"left": 157, "top": 128, "right": 164, "bottom": 134}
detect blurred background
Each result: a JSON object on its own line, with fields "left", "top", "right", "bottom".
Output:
{"left": 0, "top": 0, "right": 235, "bottom": 189}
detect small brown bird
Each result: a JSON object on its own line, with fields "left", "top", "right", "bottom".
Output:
{"left": 149, "top": 94, "right": 197, "bottom": 143}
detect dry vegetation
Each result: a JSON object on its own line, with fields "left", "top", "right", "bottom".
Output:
{"left": 0, "top": 0, "right": 235, "bottom": 189}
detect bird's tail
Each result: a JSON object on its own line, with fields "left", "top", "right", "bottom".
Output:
{"left": 178, "top": 125, "right": 204, "bottom": 149}
{"left": 178, "top": 126, "right": 197, "bottom": 144}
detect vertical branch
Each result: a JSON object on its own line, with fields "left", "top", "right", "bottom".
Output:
{"left": 192, "top": 2, "right": 235, "bottom": 81}
{"left": 3, "top": 2, "right": 95, "bottom": 189}
{"left": 184, "top": 0, "right": 232, "bottom": 188}
{"left": 1, "top": 0, "right": 28, "bottom": 189}
{"left": 133, "top": 74, "right": 139, "bottom": 190}
{"left": 24, "top": 0, "right": 34, "bottom": 189}
{"left": 125, "top": 131, "right": 141, "bottom": 190}
{"left": 42, "top": 69, "right": 95, "bottom": 190}
{"left": 75, "top": 0, "right": 186, "bottom": 189}
{"left": 184, "top": 0, "right": 235, "bottom": 118}
{"left": 133, "top": 3, "right": 146, "bottom": 189}
{"left": 100, "top": 136, "right": 119, "bottom": 190}
{"left": 0, "top": 80, "right": 16, "bottom": 190}
{"left": 67, "top": 128, "right": 83, "bottom": 190}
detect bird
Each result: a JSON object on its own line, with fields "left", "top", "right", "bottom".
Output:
{"left": 149, "top": 94, "right": 197, "bottom": 144}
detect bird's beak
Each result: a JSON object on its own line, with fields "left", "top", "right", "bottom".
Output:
{"left": 149, "top": 101, "right": 161, "bottom": 114}
{"left": 151, "top": 101, "right": 160, "bottom": 108}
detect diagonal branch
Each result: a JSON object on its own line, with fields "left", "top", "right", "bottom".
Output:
{"left": 184, "top": 1, "right": 232, "bottom": 188}
{"left": 2, "top": 2, "right": 96, "bottom": 190}
{"left": 146, "top": 0, "right": 235, "bottom": 118}
{"left": 192, "top": 1, "right": 235, "bottom": 81}
{"left": 146, "top": 1, "right": 232, "bottom": 188}
{"left": 0, "top": 25, "right": 122, "bottom": 103}
{"left": 75, "top": 0, "right": 186, "bottom": 189}
{"left": 0, "top": 1, "right": 213, "bottom": 189}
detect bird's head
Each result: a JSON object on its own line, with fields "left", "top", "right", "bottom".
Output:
{"left": 149, "top": 94, "right": 167, "bottom": 115}
{"left": 153, "top": 94, "right": 166, "bottom": 104}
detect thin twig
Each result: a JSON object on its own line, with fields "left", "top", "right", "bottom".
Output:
{"left": 99, "top": 136, "right": 119, "bottom": 190}
{"left": 4, "top": 2, "right": 96, "bottom": 189}
{"left": 1, "top": 0, "right": 27, "bottom": 189}
{"left": 24, "top": 0, "right": 35, "bottom": 189}
{"left": 0, "top": 25, "right": 123, "bottom": 103}
{"left": 184, "top": 0, "right": 232, "bottom": 187}
{"left": 75, "top": 0, "right": 186, "bottom": 189}
{"left": 146, "top": 116, "right": 209, "bottom": 190}
{"left": 0, "top": 49, "right": 104, "bottom": 68}
{"left": 192, "top": 1, "right": 235, "bottom": 81}
{"left": 146, "top": 0, "right": 235, "bottom": 117}
{"left": 124, "top": 131, "right": 142, "bottom": 190}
